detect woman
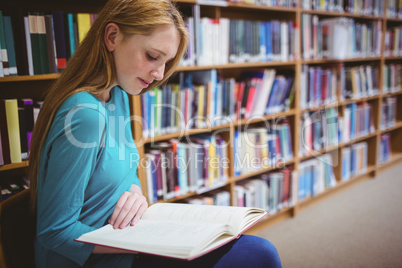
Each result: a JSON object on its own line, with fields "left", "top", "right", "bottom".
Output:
{"left": 29, "top": 0, "right": 282, "bottom": 267}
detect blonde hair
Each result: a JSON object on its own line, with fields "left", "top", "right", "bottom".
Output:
{"left": 28, "top": 0, "right": 189, "bottom": 212}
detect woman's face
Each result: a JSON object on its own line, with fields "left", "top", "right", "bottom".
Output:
{"left": 110, "top": 24, "right": 180, "bottom": 96}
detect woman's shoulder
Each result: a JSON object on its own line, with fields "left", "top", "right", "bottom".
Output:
{"left": 51, "top": 91, "right": 108, "bottom": 131}
{"left": 59, "top": 91, "right": 107, "bottom": 117}
{"left": 63, "top": 91, "right": 103, "bottom": 107}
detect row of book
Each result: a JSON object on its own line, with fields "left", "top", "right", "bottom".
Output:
{"left": 341, "top": 64, "right": 380, "bottom": 100}
{"left": 0, "top": 99, "right": 42, "bottom": 166}
{"left": 299, "top": 101, "right": 375, "bottom": 157}
{"left": 302, "top": 14, "right": 382, "bottom": 60}
{"left": 298, "top": 155, "right": 337, "bottom": 201}
{"left": 384, "top": 26, "right": 402, "bottom": 57}
{"left": 383, "top": 63, "right": 402, "bottom": 93}
{"left": 233, "top": 120, "right": 293, "bottom": 176}
{"left": 378, "top": 133, "right": 391, "bottom": 164}
{"left": 302, "top": 0, "right": 402, "bottom": 18}
{"left": 299, "top": 108, "right": 340, "bottom": 157}
{"left": 0, "top": 11, "right": 96, "bottom": 77}
{"left": 340, "top": 102, "right": 375, "bottom": 142}
{"left": 300, "top": 65, "right": 340, "bottom": 109}
{"left": 183, "top": 166, "right": 296, "bottom": 214}
{"left": 235, "top": 167, "right": 296, "bottom": 213}
{"left": 227, "top": 0, "right": 297, "bottom": 7}
{"left": 144, "top": 135, "right": 229, "bottom": 203}
{"left": 301, "top": 0, "right": 345, "bottom": 12}
{"left": 386, "top": 0, "right": 402, "bottom": 18}
{"left": 380, "top": 96, "right": 397, "bottom": 130}
{"left": 140, "top": 69, "right": 295, "bottom": 138}
{"left": 0, "top": 177, "right": 29, "bottom": 202}
{"left": 300, "top": 64, "right": 380, "bottom": 110}
{"left": 341, "top": 142, "right": 368, "bottom": 181}
{"left": 182, "top": 12, "right": 299, "bottom": 67}
{"left": 344, "top": 0, "right": 386, "bottom": 16}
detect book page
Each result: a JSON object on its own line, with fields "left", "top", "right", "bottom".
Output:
{"left": 77, "top": 219, "right": 230, "bottom": 259}
{"left": 142, "top": 203, "right": 265, "bottom": 234}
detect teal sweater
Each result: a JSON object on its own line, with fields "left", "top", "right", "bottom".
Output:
{"left": 35, "top": 87, "right": 140, "bottom": 267}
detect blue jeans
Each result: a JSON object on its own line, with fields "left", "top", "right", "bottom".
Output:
{"left": 132, "top": 235, "right": 282, "bottom": 268}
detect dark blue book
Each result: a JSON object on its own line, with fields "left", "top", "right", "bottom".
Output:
{"left": 52, "top": 11, "right": 67, "bottom": 71}
{"left": 265, "top": 22, "right": 272, "bottom": 61}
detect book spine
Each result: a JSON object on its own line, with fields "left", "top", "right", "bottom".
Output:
{"left": 0, "top": 11, "right": 8, "bottom": 77}
{"left": 52, "top": 11, "right": 67, "bottom": 70}
{"left": 0, "top": 100, "right": 11, "bottom": 164}
{"left": 45, "top": 15, "right": 57, "bottom": 73}
{"left": 36, "top": 15, "right": 49, "bottom": 74}
{"left": 4, "top": 99, "right": 22, "bottom": 163}
{"left": 3, "top": 16, "right": 18, "bottom": 76}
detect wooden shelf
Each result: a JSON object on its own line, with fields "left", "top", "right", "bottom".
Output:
{"left": 0, "top": 73, "right": 60, "bottom": 82}
{"left": 236, "top": 109, "right": 296, "bottom": 127}
{"left": 177, "top": 61, "right": 297, "bottom": 72}
{"left": 144, "top": 128, "right": 214, "bottom": 144}
{"left": 385, "top": 17, "right": 402, "bottom": 22}
{"left": 384, "top": 55, "right": 402, "bottom": 60}
{"left": 377, "top": 152, "right": 402, "bottom": 169}
{"left": 231, "top": 159, "right": 295, "bottom": 183}
{"left": 226, "top": 2, "right": 297, "bottom": 12}
{"left": 300, "top": 9, "right": 384, "bottom": 20}
{"left": 144, "top": 110, "right": 296, "bottom": 144}
{"left": 380, "top": 121, "right": 402, "bottom": 133}
{"left": 381, "top": 90, "right": 402, "bottom": 97}
{"left": 0, "top": 161, "right": 29, "bottom": 172}
{"left": 176, "top": 0, "right": 196, "bottom": 4}
{"left": 298, "top": 144, "right": 339, "bottom": 161}
{"left": 301, "top": 102, "right": 340, "bottom": 113}
{"left": 302, "top": 56, "right": 381, "bottom": 64}
{"left": 341, "top": 131, "right": 377, "bottom": 147}
{"left": 341, "top": 94, "right": 379, "bottom": 105}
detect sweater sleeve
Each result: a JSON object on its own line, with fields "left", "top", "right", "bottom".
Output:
{"left": 36, "top": 102, "right": 106, "bottom": 265}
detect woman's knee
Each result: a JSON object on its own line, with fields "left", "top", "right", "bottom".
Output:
{"left": 236, "top": 235, "right": 282, "bottom": 268}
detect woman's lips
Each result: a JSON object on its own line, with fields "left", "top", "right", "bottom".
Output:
{"left": 139, "top": 78, "right": 150, "bottom": 88}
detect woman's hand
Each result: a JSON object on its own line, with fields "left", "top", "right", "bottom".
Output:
{"left": 109, "top": 184, "right": 148, "bottom": 229}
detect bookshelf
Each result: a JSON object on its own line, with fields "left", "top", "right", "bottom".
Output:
{"left": 1, "top": 0, "right": 402, "bottom": 232}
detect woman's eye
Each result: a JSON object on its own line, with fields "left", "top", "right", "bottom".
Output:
{"left": 146, "top": 53, "right": 157, "bottom": 61}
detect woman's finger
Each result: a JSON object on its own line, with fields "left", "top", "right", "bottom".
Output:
{"left": 131, "top": 199, "right": 148, "bottom": 226}
{"left": 109, "top": 191, "right": 130, "bottom": 227}
{"left": 119, "top": 197, "right": 142, "bottom": 229}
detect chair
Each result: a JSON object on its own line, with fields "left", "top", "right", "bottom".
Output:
{"left": 0, "top": 189, "right": 35, "bottom": 268}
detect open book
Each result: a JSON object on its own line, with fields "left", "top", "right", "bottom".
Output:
{"left": 76, "top": 203, "right": 268, "bottom": 260}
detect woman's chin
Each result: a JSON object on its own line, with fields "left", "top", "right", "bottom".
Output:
{"left": 121, "top": 86, "right": 143, "bottom": 96}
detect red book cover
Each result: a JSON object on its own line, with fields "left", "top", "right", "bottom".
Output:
{"left": 282, "top": 168, "right": 290, "bottom": 204}
{"left": 321, "top": 71, "right": 327, "bottom": 103}
{"left": 235, "top": 82, "right": 245, "bottom": 120}
{"left": 244, "top": 83, "right": 256, "bottom": 119}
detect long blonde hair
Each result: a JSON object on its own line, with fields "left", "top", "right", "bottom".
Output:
{"left": 28, "top": 0, "right": 189, "bottom": 212}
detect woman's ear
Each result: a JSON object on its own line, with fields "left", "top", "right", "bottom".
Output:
{"left": 104, "top": 23, "right": 120, "bottom": 52}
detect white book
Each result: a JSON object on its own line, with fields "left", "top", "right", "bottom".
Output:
{"left": 250, "top": 69, "right": 276, "bottom": 117}
{"left": 24, "top": 16, "right": 34, "bottom": 75}
{"left": 144, "top": 154, "right": 155, "bottom": 204}
{"left": 219, "top": 18, "right": 230, "bottom": 65}
{"left": 280, "top": 21, "right": 288, "bottom": 61}
{"left": 76, "top": 203, "right": 266, "bottom": 260}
